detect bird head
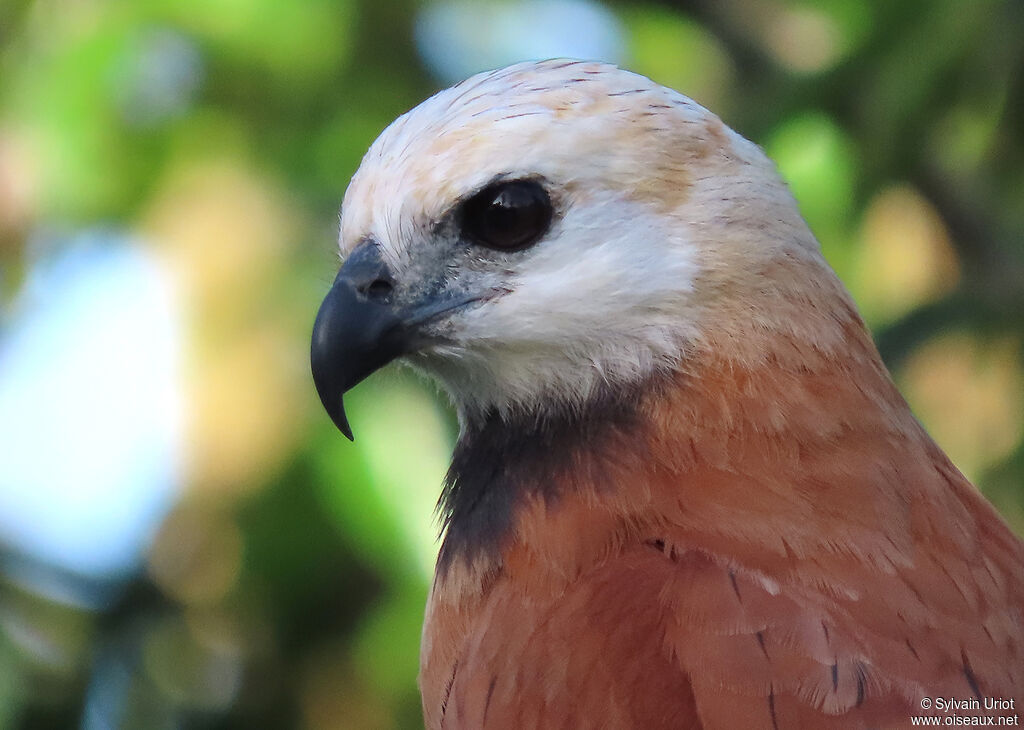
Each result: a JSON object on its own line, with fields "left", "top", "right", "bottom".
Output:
{"left": 311, "top": 59, "right": 844, "bottom": 438}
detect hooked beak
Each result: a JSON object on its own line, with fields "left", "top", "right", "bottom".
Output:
{"left": 310, "top": 242, "right": 474, "bottom": 440}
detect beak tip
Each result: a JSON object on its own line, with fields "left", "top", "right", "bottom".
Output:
{"left": 330, "top": 411, "right": 355, "bottom": 442}
{"left": 329, "top": 396, "right": 355, "bottom": 442}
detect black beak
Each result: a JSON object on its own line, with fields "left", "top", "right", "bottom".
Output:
{"left": 310, "top": 243, "right": 407, "bottom": 441}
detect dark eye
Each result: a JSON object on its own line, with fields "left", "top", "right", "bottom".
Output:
{"left": 461, "top": 180, "right": 553, "bottom": 251}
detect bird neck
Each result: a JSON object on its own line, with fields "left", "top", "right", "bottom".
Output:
{"left": 436, "top": 376, "right": 657, "bottom": 574}
{"left": 433, "top": 302, "right": 945, "bottom": 599}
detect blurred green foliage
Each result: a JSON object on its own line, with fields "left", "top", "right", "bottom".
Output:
{"left": 0, "top": 0, "right": 1022, "bottom": 728}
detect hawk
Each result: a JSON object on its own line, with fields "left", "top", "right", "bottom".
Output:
{"left": 311, "top": 60, "right": 1023, "bottom": 729}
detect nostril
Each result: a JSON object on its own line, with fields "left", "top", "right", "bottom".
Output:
{"left": 363, "top": 278, "right": 394, "bottom": 300}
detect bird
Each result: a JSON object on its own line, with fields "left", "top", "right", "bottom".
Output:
{"left": 310, "top": 60, "right": 1024, "bottom": 729}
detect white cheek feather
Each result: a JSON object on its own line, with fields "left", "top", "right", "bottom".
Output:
{"left": 421, "top": 195, "right": 703, "bottom": 419}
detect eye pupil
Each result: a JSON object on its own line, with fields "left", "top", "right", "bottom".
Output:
{"left": 462, "top": 180, "right": 552, "bottom": 251}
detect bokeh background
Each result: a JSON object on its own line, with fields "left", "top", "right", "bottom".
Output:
{"left": 1, "top": 0, "right": 1022, "bottom": 727}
